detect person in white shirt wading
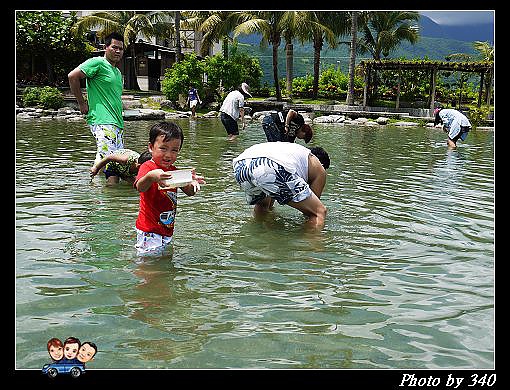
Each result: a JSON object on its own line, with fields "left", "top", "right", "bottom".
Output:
{"left": 219, "top": 82, "right": 252, "bottom": 141}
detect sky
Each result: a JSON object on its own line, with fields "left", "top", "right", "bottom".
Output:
{"left": 419, "top": 10, "right": 494, "bottom": 26}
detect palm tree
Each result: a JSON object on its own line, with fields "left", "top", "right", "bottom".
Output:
{"left": 174, "top": 11, "right": 181, "bottom": 62}
{"left": 346, "top": 11, "right": 358, "bottom": 105}
{"left": 183, "top": 11, "right": 240, "bottom": 59}
{"left": 282, "top": 12, "right": 298, "bottom": 99}
{"left": 280, "top": 11, "right": 310, "bottom": 99}
{"left": 72, "top": 11, "right": 170, "bottom": 90}
{"left": 233, "top": 11, "right": 290, "bottom": 101}
{"left": 357, "top": 11, "right": 420, "bottom": 61}
{"left": 300, "top": 11, "right": 348, "bottom": 99}
{"left": 357, "top": 11, "right": 419, "bottom": 104}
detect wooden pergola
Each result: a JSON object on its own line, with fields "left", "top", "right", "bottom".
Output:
{"left": 359, "top": 59, "right": 494, "bottom": 112}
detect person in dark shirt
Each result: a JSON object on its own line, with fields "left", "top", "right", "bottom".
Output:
{"left": 262, "top": 109, "right": 313, "bottom": 143}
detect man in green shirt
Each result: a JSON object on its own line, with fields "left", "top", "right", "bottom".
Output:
{"left": 68, "top": 32, "right": 125, "bottom": 171}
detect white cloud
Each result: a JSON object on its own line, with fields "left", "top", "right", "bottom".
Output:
{"left": 420, "top": 10, "right": 494, "bottom": 26}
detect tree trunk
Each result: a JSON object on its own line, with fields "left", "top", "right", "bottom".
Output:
{"left": 222, "top": 37, "right": 229, "bottom": 60}
{"left": 175, "top": 11, "right": 182, "bottom": 62}
{"left": 272, "top": 43, "right": 281, "bottom": 101}
{"left": 285, "top": 41, "right": 293, "bottom": 99}
{"left": 346, "top": 11, "right": 358, "bottom": 105}
{"left": 312, "top": 36, "right": 323, "bottom": 99}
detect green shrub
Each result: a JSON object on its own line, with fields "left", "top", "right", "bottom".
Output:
{"left": 39, "top": 86, "right": 64, "bottom": 109}
{"left": 21, "top": 86, "right": 64, "bottom": 109}
{"left": 162, "top": 53, "right": 206, "bottom": 102}
{"left": 469, "top": 106, "right": 490, "bottom": 128}
{"left": 162, "top": 51, "right": 263, "bottom": 103}
{"left": 22, "top": 87, "right": 40, "bottom": 107}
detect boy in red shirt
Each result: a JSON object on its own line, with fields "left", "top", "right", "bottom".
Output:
{"left": 134, "top": 121, "right": 205, "bottom": 256}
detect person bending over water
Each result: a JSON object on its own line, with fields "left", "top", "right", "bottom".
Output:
{"left": 233, "top": 142, "right": 330, "bottom": 229}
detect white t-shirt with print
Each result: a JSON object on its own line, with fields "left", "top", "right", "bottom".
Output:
{"left": 233, "top": 142, "right": 310, "bottom": 181}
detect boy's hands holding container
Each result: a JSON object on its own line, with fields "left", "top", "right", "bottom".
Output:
{"left": 158, "top": 168, "right": 206, "bottom": 196}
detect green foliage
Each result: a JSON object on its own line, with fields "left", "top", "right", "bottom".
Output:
{"left": 16, "top": 11, "right": 91, "bottom": 86}
{"left": 161, "top": 53, "right": 206, "bottom": 101}
{"left": 39, "top": 86, "right": 65, "bottom": 109}
{"left": 289, "top": 67, "right": 362, "bottom": 99}
{"left": 204, "top": 55, "right": 243, "bottom": 94}
{"left": 21, "top": 87, "right": 41, "bottom": 107}
{"left": 161, "top": 51, "right": 263, "bottom": 102}
{"left": 469, "top": 106, "right": 491, "bottom": 128}
{"left": 22, "top": 86, "right": 64, "bottom": 109}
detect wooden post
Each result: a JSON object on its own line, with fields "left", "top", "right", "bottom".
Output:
{"left": 395, "top": 67, "right": 401, "bottom": 109}
{"left": 363, "top": 65, "right": 369, "bottom": 108}
{"left": 429, "top": 67, "right": 437, "bottom": 113}
{"left": 486, "top": 68, "right": 492, "bottom": 108}
{"left": 458, "top": 73, "right": 463, "bottom": 109}
{"left": 478, "top": 71, "right": 484, "bottom": 108}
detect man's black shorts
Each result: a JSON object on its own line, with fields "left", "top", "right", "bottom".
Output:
{"left": 220, "top": 112, "right": 239, "bottom": 135}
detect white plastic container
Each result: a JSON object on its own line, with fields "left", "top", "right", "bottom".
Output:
{"left": 158, "top": 168, "right": 193, "bottom": 189}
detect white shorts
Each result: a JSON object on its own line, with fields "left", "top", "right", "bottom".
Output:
{"left": 189, "top": 100, "right": 198, "bottom": 108}
{"left": 135, "top": 228, "right": 173, "bottom": 256}
{"left": 89, "top": 124, "right": 124, "bottom": 162}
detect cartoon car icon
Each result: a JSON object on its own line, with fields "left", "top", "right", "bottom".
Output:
{"left": 42, "top": 362, "right": 86, "bottom": 378}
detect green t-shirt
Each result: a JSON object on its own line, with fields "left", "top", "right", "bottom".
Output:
{"left": 79, "top": 57, "right": 124, "bottom": 128}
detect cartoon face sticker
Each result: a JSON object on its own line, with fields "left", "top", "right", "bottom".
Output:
{"left": 63, "top": 337, "right": 80, "bottom": 360}
{"left": 77, "top": 342, "right": 97, "bottom": 364}
{"left": 47, "top": 338, "right": 64, "bottom": 362}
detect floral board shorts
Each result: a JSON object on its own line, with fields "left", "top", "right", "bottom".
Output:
{"left": 89, "top": 124, "right": 125, "bottom": 161}
{"left": 233, "top": 157, "right": 311, "bottom": 205}
{"left": 135, "top": 228, "right": 173, "bottom": 257}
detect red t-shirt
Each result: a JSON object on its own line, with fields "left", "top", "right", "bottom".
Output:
{"left": 134, "top": 160, "right": 177, "bottom": 237}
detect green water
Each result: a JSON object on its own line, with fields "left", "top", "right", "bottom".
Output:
{"left": 16, "top": 117, "right": 494, "bottom": 369}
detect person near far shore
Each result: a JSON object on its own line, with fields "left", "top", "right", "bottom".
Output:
{"left": 186, "top": 84, "right": 202, "bottom": 118}
{"left": 262, "top": 108, "right": 313, "bottom": 144}
{"left": 68, "top": 32, "right": 125, "bottom": 166}
{"left": 232, "top": 142, "right": 330, "bottom": 229}
{"left": 219, "top": 82, "right": 252, "bottom": 141}
{"left": 434, "top": 107, "right": 472, "bottom": 148}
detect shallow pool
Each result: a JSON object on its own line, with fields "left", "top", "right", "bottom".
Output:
{"left": 15, "top": 117, "right": 494, "bottom": 368}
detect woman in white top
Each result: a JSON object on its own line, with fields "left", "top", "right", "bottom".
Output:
{"left": 219, "top": 82, "right": 252, "bottom": 140}
{"left": 233, "top": 142, "right": 330, "bottom": 229}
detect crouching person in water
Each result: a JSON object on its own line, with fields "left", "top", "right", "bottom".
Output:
{"left": 134, "top": 121, "right": 205, "bottom": 256}
{"left": 232, "top": 142, "right": 330, "bottom": 229}
{"left": 90, "top": 149, "right": 152, "bottom": 184}
{"left": 262, "top": 109, "right": 313, "bottom": 144}
{"left": 434, "top": 107, "right": 472, "bottom": 149}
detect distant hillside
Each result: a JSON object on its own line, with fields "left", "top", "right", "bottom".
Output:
{"left": 237, "top": 37, "right": 480, "bottom": 85}
{"left": 235, "top": 15, "right": 493, "bottom": 85}
{"left": 419, "top": 15, "right": 494, "bottom": 44}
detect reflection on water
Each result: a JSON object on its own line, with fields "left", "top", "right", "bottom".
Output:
{"left": 16, "top": 118, "right": 494, "bottom": 368}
